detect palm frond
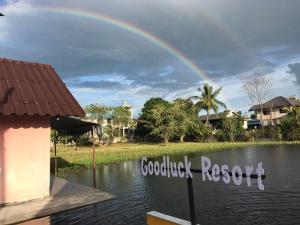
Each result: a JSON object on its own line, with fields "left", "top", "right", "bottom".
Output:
{"left": 212, "top": 87, "right": 222, "bottom": 98}
{"left": 197, "top": 87, "right": 202, "bottom": 92}
{"left": 212, "top": 104, "right": 219, "bottom": 114}
{"left": 203, "top": 83, "right": 211, "bottom": 96}
{"left": 215, "top": 99, "right": 227, "bottom": 109}
{"left": 189, "top": 96, "right": 200, "bottom": 100}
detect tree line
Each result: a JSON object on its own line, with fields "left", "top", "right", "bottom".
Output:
{"left": 136, "top": 83, "right": 229, "bottom": 144}
{"left": 51, "top": 76, "right": 300, "bottom": 146}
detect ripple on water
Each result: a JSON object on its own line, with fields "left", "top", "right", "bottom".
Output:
{"left": 49, "top": 146, "right": 300, "bottom": 225}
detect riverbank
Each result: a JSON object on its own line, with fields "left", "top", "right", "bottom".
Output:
{"left": 51, "top": 141, "right": 300, "bottom": 171}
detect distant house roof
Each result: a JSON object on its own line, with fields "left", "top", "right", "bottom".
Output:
{"left": 249, "top": 96, "right": 300, "bottom": 111}
{"left": 0, "top": 58, "right": 85, "bottom": 116}
{"left": 199, "top": 111, "right": 229, "bottom": 121}
{"left": 199, "top": 110, "right": 246, "bottom": 122}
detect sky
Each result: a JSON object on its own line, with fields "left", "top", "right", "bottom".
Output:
{"left": 1, "top": 0, "right": 300, "bottom": 116}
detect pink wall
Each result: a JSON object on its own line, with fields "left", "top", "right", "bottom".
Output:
{"left": 0, "top": 115, "right": 50, "bottom": 204}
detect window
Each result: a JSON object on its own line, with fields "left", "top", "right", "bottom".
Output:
{"left": 280, "top": 108, "right": 288, "bottom": 114}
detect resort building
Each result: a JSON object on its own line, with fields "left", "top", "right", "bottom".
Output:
{"left": 248, "top": 96, "right": 300, "bottom": 127}
{"left": 0, "top": 58, "right": 85, "bottom": 204}
{"left": 199, "top": 110, "right": 248, "bottom": 132}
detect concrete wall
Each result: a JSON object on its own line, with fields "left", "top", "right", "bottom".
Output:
{"left": 255, "top": 108, "right": 287, "bottom": 126}
{"left": 0, "top": 115, "right": 50, "bottom": 204}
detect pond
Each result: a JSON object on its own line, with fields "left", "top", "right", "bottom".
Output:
{"left": 50, "top": 145, "right": 300, "bottom": 225}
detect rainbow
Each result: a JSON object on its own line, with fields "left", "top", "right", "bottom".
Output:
{"left": 27, "top": 5, "right": 233, "bottom": 109}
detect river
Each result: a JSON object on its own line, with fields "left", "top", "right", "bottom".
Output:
{"left": 49, "top": 145, "right": 300, "bottom": 225}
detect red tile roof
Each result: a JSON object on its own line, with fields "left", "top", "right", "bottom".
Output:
{"left": 0, "top": 58, "right": 85, "bottom": 116}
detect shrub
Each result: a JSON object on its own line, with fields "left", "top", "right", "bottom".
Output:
{"left": 280, "top": 109, "right": 300, "bottom": 141}
{"left": 77, "top": 134, "right": 93, "bottom": 146}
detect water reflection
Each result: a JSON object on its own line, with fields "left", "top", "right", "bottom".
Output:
{"left": 48, "top": 145, "right": 300, "bottom": 225}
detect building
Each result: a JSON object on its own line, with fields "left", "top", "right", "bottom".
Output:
{"left": 248, "top": 96, "right": 300, "bottom": 127}
{"left": 199, "top": 110, "right": 248, "bottom": 132}
{"left": 0, "top": 58, "right": 85, "bottom": 204}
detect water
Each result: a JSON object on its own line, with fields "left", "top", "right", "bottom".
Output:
{"left": 49, "top": 145, "right": 300, "bottom": 225}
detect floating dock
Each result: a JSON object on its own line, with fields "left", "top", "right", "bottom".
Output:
{"left": 0, "top": 176, "right": 113, "bottom": 225}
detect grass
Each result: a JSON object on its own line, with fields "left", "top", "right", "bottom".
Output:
{"left": 51, "top": 141, "right": 300, "bottom": 171}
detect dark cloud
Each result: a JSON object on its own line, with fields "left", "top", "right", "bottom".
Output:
{"left": 1, "top": 0, "right": 300, "bottom": 108}
{"left": 287, "top": 63, "right": 300, "bottom": 86}
{"left": 67, "top": 80, "right": 122, "bottom": 89}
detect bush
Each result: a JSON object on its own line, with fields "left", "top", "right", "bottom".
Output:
{"left": 218, "top": 115, "right": 246, "bottom": 142}
{"left": 250, "top": 126, "right": 282, "bottom": 141}
{"left": 280, "top": 109, "right": 300, "bottom": 141}
{"left": 77, "top": 134, "right": 92, "bottom": 146}
{"left": 187, "top": 123, "right": 213, "bottom": 142}
{"left": 215, "top": 130, "right": 227, "bottom": 142}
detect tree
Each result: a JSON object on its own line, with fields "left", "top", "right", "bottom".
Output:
{"left": 191, "top": 83, "right": 226, "bottom": 124}
{"left": 141, "top": 98, "right": 170, "bottom": 121}
{"left": 146, "top": 104, "right": 177, "bottom": 145}
{"left": 221, "top": 112, "right": 245, "bottom": 142}
{"left": 173, "top": 98, "right": 197, "bottom": 142}
{"left": 112, "top": 106, "right": 131, "bottom": 137}
{"left": 241, "top": 74, "right": 272, "bottom": 126}
{"left": 51, "top": 129, "right": 59, "bottom": 145}
{"left": 85, "top": 103, "right": 109, "bottom": 125}
{"left": 85, "top": 103, "right": 111, "bottom": 143}
{"left": 187, "top": 120, "right": 213, "bottom": 142}
{"left": 280, "top": 108, "right": 300, "bottom": 141}
{"left": 136, "top": 98, "right": 170, "bottom": 138}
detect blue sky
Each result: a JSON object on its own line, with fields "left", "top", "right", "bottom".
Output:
{"left": 1, "top": 0, "right": 300, "bottom": 116}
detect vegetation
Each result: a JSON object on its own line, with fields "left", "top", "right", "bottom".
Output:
{"left": 216, "top": 112, "right": 246, "bottom": 142}
{"left": 51, "top": 141, "right": 300, "bottom": 172}
{"left": 136, "top": 83, "right": 227, "bottom": 144}
{"left": 85, "top": 103, "right": 134, "bottom": 143}
{"left": 53, "top": 83, "right": 300, "bottom": 148}
{"left": 280, "top": 108, "right": 300, "bottom": 141}
{"left": 136, "top": 97, "right": 170, "bottom": 140}
{"left": 191, "top": 83, "right": 226, "bottom": 124}
{"left": 85, "top": 103, "right": 109, "bottom": 125}
{"left": 241, "top": 74, "right": 272, "bottom": 124}
{"left": 113, "top": 105, "right": 133, "bottom": 137}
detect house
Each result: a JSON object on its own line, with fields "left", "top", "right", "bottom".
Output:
{"left": 248, "top": 96, "right": 300, "bottom": 127}
{"left": 199, "top": 110, "right": 248, "bottom": 131}
{"left": 0, "top": 58, "right": 85, "bottom": 204}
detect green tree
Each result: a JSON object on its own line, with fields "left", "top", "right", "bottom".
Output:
{"left": 85, "top": 103, "right": 109, "bottom": 124}
{"left": 51, "top": 129, "right": 59, "bottom": 145}
{"left": 221, "top": 112, "right": 245, "bottom": 142}
{"left": 187, "top": 121, "right": 213, "bottom": 142}
{"left": 280, "top": 108, "right": 300, "bottom": 141}
{"left": 147, "top": 104, "right": 178, "bottom": 145}
{"left": 173, "top": 98, "right": 197, "bottom": 142}
{"left": 112, "top": 106, "right": 131, "bottom": 137}
{"left": 136, "top": 98, "right": 170, "bottom": 138}
{"left": 191, "top": 83, "right": 226, "bottom": 124}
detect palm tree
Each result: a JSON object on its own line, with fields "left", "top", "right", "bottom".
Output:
{"left": 191, "top": 83, "right": 227, "bottom": 124}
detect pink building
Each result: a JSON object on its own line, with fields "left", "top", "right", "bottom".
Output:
{"left": 0, "top": 58, "right": 85, "bottom": 205}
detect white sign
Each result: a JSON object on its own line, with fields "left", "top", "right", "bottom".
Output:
{"left": 141, "top": 156, "right": 265, "bottom": 190}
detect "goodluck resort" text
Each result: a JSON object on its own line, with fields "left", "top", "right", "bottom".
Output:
{"left": 141, "top": 156, "right": 265, "bottom": 190}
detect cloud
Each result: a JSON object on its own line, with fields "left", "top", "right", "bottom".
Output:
{"left": 1, "top": 0, "right": 300, "bottom": 111}
{"left": 287, "top": 63, "right": 300, "bottom": 87}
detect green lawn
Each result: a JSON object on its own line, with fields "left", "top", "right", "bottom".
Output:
{"left": 51, "top": 141, "right": 300, "bottom": 171}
